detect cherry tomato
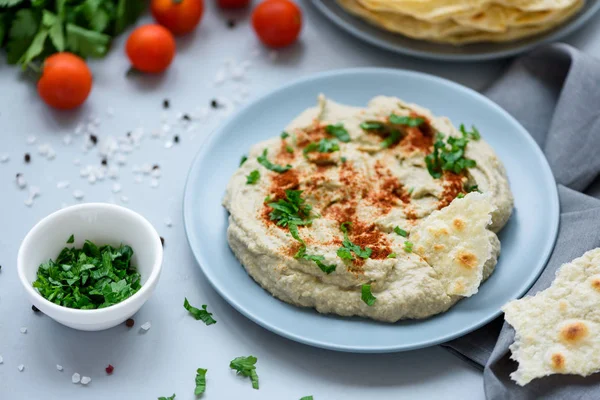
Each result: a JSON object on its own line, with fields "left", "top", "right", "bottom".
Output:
{"left": 126, "top": 24, "right": 176, "bottom": 73}
{"left": 218, "top": 0, "right": 250, "bottom": 9}
{"left": 151, "top": 0, "right": 204, "bottom": 35}
{"left": 37, "top": 53, "right": 92, "bottom": 110}
{"left": 252, "top": 0, "right": 302, "bottom": 48}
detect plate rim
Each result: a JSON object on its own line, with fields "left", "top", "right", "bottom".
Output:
{"left": 183, "top": 67, "right": 560, "bottom": 352}
{"left": 309, "top": 0, "right": 600, "bottom": 62}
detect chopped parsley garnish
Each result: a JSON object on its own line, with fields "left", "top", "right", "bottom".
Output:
{"left": 380, "top": 130, "right": 402, "bottom": 148}
{"left": 325, "top": 123, "right": 351, "bottom": 142}
{"left": 229, "top": 356, "right": 259, "bottom": 390}
{"left": 341, "top": 157, "right": 347, "bottom": 163}
{"left": 425, "top": 133, "right": 476, "bottom": 179}
{"left": 389, "top": 114, "right": 425, "bottom": 127}
{"left": 296, "top": 245, "right": 336, "bottom": 274}
{"left": 460, "top": 124, "right": 481, "bottom": 141}
{"left": 158, "top": 395, "right": 176, "bottom": 400}
{"left": 300, "top": 397, "right": 314, "bottom": 400}
{"left": 387, "top": 253, "right": 397, "bottom": 258}
{"left": 32, "top": 237, "right": 140, "bottom": 309}
{"left": 360, "top": 121, "right": 385, "bottom": 131}
{"left": 195, "top": 368, "right": 207, "bottom": 395}
{"left": 257, "top": 149, "right": 292, "bottom": 173}
{"left": 268, "top": 190, "right": 313, "bottom": 228}
{"left": 468, "top": 184, "right": 481, "bottom": 193}
{"left": 394, "top": 227, "right": 408, "bottom": 237}
{"left": 337, "top": 222, "right": 372, "bottom": 261}
{"left": 457, "top": 193, "right": 465, "bottom": 199}
{"left": 67, "top": 234, "right": 74, "bottom": 244}
{"left": 183, "top": 298, "right": 217, "bottom": 326}
{"left": 408, "top": 187, "right": 414, "bottom": 194}
{"left": 404, "top": 241, "right": 413, "bottom": 253}
{"left": 361, "top": 284, "right": 377, "bottom": 306}
{"left": 280, "top": 131, "right": 290, "bottom": 139}
{"left": 240, "top": 155, "right": 248, "bottom": 166}
{"left": 286, "top": 145, "right": 294, "bottom": 153}
{"left": 246, "top": 170, "right": 260, "bottom": 185}
{"left": 303, "top": 138, "right": 340, "bottom": 157}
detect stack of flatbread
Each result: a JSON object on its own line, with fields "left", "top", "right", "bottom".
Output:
{"left": 336, "top": 0, "right": 585, "bottom": 45}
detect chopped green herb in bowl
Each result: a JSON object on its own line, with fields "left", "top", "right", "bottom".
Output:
{"left": 32, "top": 236, "right": 141, "bottom": 310}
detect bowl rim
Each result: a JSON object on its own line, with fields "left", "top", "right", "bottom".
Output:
{"left": 17, "top": 203, "right": 163, "bottom": 317}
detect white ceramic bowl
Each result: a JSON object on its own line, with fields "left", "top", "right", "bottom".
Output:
{"left": 17, "top": 203, "right": 163, "bottom": 331}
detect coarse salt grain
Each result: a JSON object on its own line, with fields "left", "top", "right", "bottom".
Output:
{"left": 164, "top": 218, "right": 173, "bottom": 227}
{"left": 73, "top": 158, "right": 81, "bottom": 166}
{"left": 88, "top": 175, "right": 97, "bottom": 184}
{"left": 112, "top": 183, "right": 122, "bottom": 193}
{"left": 27, "top": 135, "right": 36, "bottom": 145}
{"left": 108, "top": 166, "right": 119, "bottom": 179}
{"left": 72, "top": 373, "right": 81, "bottom": 383}
{"left": 141, "top": 163, "right": 152, "bottom": 174}
{"left": 116, "top": 154, "right": 127, "bottom": 165}
{"left": 63, "top": 134, "right": 72, "bottom": 145}
{"left": 151, "top": 168, "right": 161, "bottom": 178}
{"left": 38, "top": 144, "right": 49, "bottom": 156}
{"left": 81, "top": 376, "right": 92, "bottom": 385}
{"left": 140, "top": 321, "right": 151, "bottom": 331}
{"left": 18, "top": 364, "right": 24, "bottom": 372}
{"left": 120, "top": 196, "right": 129, "bottom": 203}
{"left": 56, "top": 181, "right": 70, "bottom": 189}
{"left": 56, "top": 364, "right": 63, "bottom": 371}
{"left": 0, "top": 154, "right": 9, "bottom": 163}
{"left": 0, "top": 355, "right": 3, "bottom": 364}
{"left": 150, "top": 179, "right": 159, "bottom": 188}
{"left": 16, "top": 174, "right": 26, "bottom": 189}
{"left": 134, "top": 176, "right": 143, "bottom": 184}
{"left": 47, "top": 148, "right": 56, "bottom": 160}
{"left": 74, "top": 123, "right": 84, "bottom": 135}
{"left": 73, "top": 190, "right": 85, "bottom": 200}
{"left": 20, "top": 327, "right": 27, "bottom": 334}
{"left": 164, "top": 141, "right": 173, "bottom": 149}
{"left": 214, "top": 68, "right": 227, "bottom": 85}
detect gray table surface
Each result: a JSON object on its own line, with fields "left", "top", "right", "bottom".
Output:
{"left": 1, "top": 3, "right": 599, "bottom": 399}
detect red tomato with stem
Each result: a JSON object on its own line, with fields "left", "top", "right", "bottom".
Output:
{"left": 252, "top": 0, "right": 302, "bottom": 48}
{"left": 151, "top": 0, "right": 204, "bottom": 35}
{"left": 37, "top": 52, "right": 92, "bottom": 110}
{"left": 126, "top": 24, "right": 176, "bottom": 73}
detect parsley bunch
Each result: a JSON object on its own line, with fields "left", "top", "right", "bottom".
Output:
{"left": 337, "top": 222, "right": 372, "bottom": 261}
{"left": 0, "top": 0, "right": 145, "bottom": 69}
{"left": 268, "top": 190, "right": 313, "bottom": 228}
{"left": 33, "top": 236, "right": 141, "bottom": 309}
{"left": 425, "top": 132, "right": 477, "bottom": 179}
{"left": 303, "top": 138, "right": 340, "bottom": 157}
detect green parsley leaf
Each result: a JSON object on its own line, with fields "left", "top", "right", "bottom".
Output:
{"left": 240, "top": 155, "right": 248, "bottom": 166}
{"left": 380, "top": 129, "right": 401, "bottom": 149}
{"left": 387, "top": 253, "right": 397, "bottom": 258}
{"left": 325, "top": 123, "right": 350, "bottom": 143}
{"left": 404, "top": 241, "right": 413, "bottom": 253}
{"left": 66, "top": 234, "right": 75, "bottom": 244}
{"left": 229, "top": 356, "right": 259, "bottom": 390}
{"left": 300, "top": 397, "right": 314, "bottom": 400}
{"left": 158, "top": 395, "right": 176, "bottom": 400}
{"left": 246, "top": 170, "right": 260, "bottom": 185}
{"left": 337, "top": 222, "right": 372, "bottom": 260}
{"left": 460, "top": 124, "right": 481, "bottom": 141}
{"left": 42, "top": 10, "right": 64, "bottom": 52}
{"left": 6, "top": 9, "right": 40, "bottom": 65}
{"left": 468, "top": 184, "right": 481, "bottom": 193}
{"left": 425, "top": 132, "right": 477, "bottom": 179}
{"left": 408, "top": 187, "right": 414, "bottom": 194}
{"left": 280, "top": 131, "right": 290, "bottom": 139}
{"left": 183, "top": 298, "right": 217, "bottom": 326}
{"left": 195, "top": 368, "right": 207, "bottom": 395}
{"left": 258, "top": 149, "right": 292, "bottom": 173}
{"left": 360, "top": 121, "right": 385, "bottom": 131}
{"left": 33, "top": 238, "right": 140, "bottom": 309}
{"left": 114, "top": 0, "right": 146, "bottom": 35}
{"left": 65, "top": 23, "right": 110, "bottom": 58}
{"left": 268, "top": 190, "right": 313, "bottom": 228}
{"left": 361, "top": 284, "right": 376, "bottom": 306}
{"left": 341, "top": 157, "right": 347, "bottom": 163}
{"left": 296, "top": 245, "right": 336, "bottom": 274}
{"left": 303, "top": 138, "right": 340, "bottom": 157}
{"left": 0, "top": 0, "right": 26, "bottom": 6}
{"left": 389, "top": 114, "right": 424, "bottom": 127}
{"left": 457, "top": 193, "right": 465, "bottom": 198}
{"left": 286, "top": 145, "right": 294, "bottom": 154}
{"left": 393, "top": 227, "right": 407, "bottom": 237}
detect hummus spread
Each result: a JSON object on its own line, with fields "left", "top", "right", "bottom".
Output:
{"left": 223, "top": 96, "right": 513, "bottom": 322}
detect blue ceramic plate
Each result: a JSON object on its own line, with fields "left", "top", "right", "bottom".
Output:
{"left": 183, "top": 69, "right": 559, "bottom": 353}
{"left": 310, "top": 0, "right": 600, "bottom": 62}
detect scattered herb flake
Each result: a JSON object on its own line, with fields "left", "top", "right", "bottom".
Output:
{"left": 280, "top": 131, "right": 290, "bottom": 139}
{"left": 393, "top": 227, "right": 407, "bottom": 237}
{"left": 341, "top": 157, "right": 347, "bottom": 163}
{"left": 468, "top": 184, "right": 481, "bottom": 193}
{"left": 195, "top": 368, "right": 207, "bottom": 395}
{"left": 387, "top": 253, "right": 397, "bottom": 258}
{"left": 300, "top": 397, "right": 314, "bottom": 400}
{"left": 425, "top": 132, "right": 476, "bottom": 179}
{"left": 337, "top": 222, "right": 372, "bottom": 261}
{"left": 296, "top": 245, "right": 336, "bottom": 274}
{"left": 66, "top": 234, "right": 75, "bottom": 244}
{"left": 460, "top": 124, "right": 481, "bottom": 141}
{"left": 286, "top": 145, "right": 294, "bottom": 154}
{"left": 239, "top": 155, "right": 248, "bottom": 166}
{"left": 325, "top": 123, "right": 350, "bottom": 143}
{"left": 457, "top": 193, "right": 465, "bottom": 199}
{"left": 404, "top": 241, "right": 413, "bottom": 253}
{"left": 303, "top": 138, "right": 340, "bottom": 158}
{"left": 230, "top": 356, "right": 259, "bottom": 390}
{"left": 183, "top": 298, "right": 217, "bottom": 326}
{"left": 268, "top": 190, "right": 313, "bottom": 228}
{"left": 380, "top": 130, "right": 401, "bottom": 148}
{"left": 361, "top": 284, "right": 377, "bottom": 306}
{"left": 389, "top": 114, "right": 424, "bottom": 127}
{"left": 258, "top": 149, "right": 292, "bottom": 173}
{"left": 246, "top": 170, "right": 260, "bottom": 185}
{"left": 158, "top": 395, "right": 176, "bottom": 400}
{"left": 360, "top": 121, "right": 385, "bottom": 131}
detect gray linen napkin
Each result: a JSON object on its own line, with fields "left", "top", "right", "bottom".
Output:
{"left": 443, "top": 43, "right": 600, "bottom": 399}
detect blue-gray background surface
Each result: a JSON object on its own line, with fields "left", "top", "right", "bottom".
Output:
{"left": 1, "top": 3, "right": 599, "bottom": 399}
